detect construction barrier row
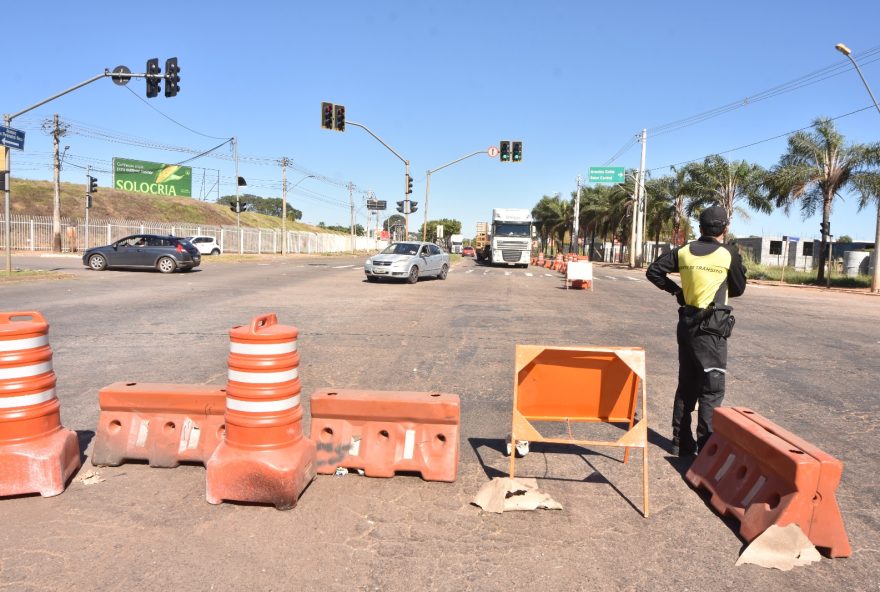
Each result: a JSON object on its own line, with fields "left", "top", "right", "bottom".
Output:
{"left": 529, "top": 253, "right": 592, "bottom": 290}
{"left": 0, "top": 309, "right": 852, "bottom": 562}
{"left": 686, "top": 406, "right": 851, "bottom": 558}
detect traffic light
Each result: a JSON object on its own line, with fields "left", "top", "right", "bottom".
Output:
{"left": 334, "top": 104, "right": 345, "bottom": 132}
{"left": 405, "top": 174, "right": 413, "bottom": 194}
{"left": 409, "top": 201, "right": 418, "bottom": 213}
{"left": 396, "top": 201, "right": 405, "bottom": 213}
{"left": 88, "top": 176, "right": 98, "bottom": 194}
{"left": 145, "top": 58, "right": 161, "bottom": 98}
{"left": 321, "top": 102, "right": 334, "bottom": 130}
{"left": 499, "top": 141, "right": 511, "bottom": 162}
{"left": 164, "top": 57, "right": 180, "bottom": 97}
{"left": 820, "top": 221, "right": 831, "bottom": 236}
{"left": 512, "top": 141, "right": 523, "bottom": 162}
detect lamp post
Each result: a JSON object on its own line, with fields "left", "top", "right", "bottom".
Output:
{"left": 282, "top": 169, "right": 314, "bottom": 255}
{"left": 836, "top": 42, "right": 880, "bottom": 293}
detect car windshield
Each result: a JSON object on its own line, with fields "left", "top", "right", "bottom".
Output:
{"left": 381, "top": 243, "right": 420, "bottom": 256}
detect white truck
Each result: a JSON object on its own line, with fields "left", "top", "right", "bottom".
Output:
{"left": 478, "top": 208, "right": 533, "bottom": 267}
{"left": 448, "top": 234, "right": 463, "bottom": 254}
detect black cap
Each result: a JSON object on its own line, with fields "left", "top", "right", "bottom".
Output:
{"left": 699, "top": 206, "right": 729, "bottom": 231}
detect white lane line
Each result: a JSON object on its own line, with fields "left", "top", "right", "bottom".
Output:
{"left": 257, "top": 263, "right": 271, "bottom": 266}
{"left": 466, "top": 269, "right": 475, "bottom": 274}
{"left": 525, "top": 272, "right": 534, "bottom": 277}
{"left": 625, "top": 276, "right": 640, "bottom": 281}
{"left": 333, "top": 265, "right": 355, "bottom": 269}
{"left": 504, "top": 271, "right": 512, "bottom": 276}
{"left": 544, "top": 273, "right": 553, "bottom": 277}
{"left": 605, "top": 276, "right": 618, "bottom": 280}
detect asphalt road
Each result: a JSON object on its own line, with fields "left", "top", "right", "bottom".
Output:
{"left": 1, "top": 253, "right": 878, "bottom": 591}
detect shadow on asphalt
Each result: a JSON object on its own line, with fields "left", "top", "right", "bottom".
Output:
{"left": 76, "top": 430, "right": 95, "bottom": 465}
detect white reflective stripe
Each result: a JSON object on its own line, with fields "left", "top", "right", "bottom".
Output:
{"left": 229, "top": 341, "right": 297, "bottom": 355}
{"left": 714, "top": 454, "right": 736, "bottom": 481}
{"left": 0, "top": 335, "right": 49, "bottom": 352}
{"left": 0, "top": 388, "right": 56, "bottom": 408}
{"left": 227, "top": 367, "right": 298, "bottom": 383}
{"left": 704, "top": 367, "right": 727, "bottom": 374}
{"left": 0, "top": 360, "right": 53, "bottom": 380}
{"left": 403, "top": 429, "right": 416, "bottom": 460}
{"left": 741, "top": 475, "right": 767, "bottom": 507}
{"left": 226, "top": 395, "right": 300, "bottom": 413}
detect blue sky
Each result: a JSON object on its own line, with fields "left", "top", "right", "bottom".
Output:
{"left": 5, "top": 0, "right": 880, "bottom": 241}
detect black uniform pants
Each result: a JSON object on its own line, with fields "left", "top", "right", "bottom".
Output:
{"left": 673, "top": 307, "right": 728, "bottom": 453}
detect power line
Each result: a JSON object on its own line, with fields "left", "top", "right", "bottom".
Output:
{"left": 647, "top": 104, "right": 876, "bottom": 174}
{"left": 122, "top": 85, "right": 231, "bottom": 141}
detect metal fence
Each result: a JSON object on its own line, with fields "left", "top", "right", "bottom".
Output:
{"left": 0, "top": 215, "right": 386, "bottom": 254}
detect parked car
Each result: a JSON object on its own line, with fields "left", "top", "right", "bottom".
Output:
{"left": 82, "top": 234, "right": 201, "bottom": 274}
{"left": 185, "top": 235, "right": 222, "bottom": 255}
{"left": 364, "top": 241, "right": 449, "bottom": 284}
{"left": 462, "top": 246, "right": 475, "bottom": 257}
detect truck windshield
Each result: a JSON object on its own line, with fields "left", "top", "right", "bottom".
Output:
{"left": 494, "top": 223, "right": 530, "bottom": 237}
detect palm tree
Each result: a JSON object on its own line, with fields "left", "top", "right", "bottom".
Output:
{"left": 531, "top": 194, "right": 569, "bottom": 255}
{"left": 651, "top": 165, "right": 697, "bottom": 246}
{"left": 644, "top": 177, "right": 675, "bottom": 256}
{"left": 685, "top": 155, "right": 771, "bottom": 231}
{"left": 766, "top": 117, "right": 880, "bottom": 282}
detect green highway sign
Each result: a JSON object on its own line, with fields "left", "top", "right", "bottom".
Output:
{"left": 113, "top": 158, "right": 192, "bottom": 197}
{"left": 588, "top": 166, "right": 625, "bottom": 184}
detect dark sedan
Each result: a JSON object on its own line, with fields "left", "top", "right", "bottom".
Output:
{"left": 83, "top": 234, "right": 201, "bottom": 274}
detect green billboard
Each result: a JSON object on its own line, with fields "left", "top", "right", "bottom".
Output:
{"left": 113, "top": 157, "right": 192, "bottom": 197}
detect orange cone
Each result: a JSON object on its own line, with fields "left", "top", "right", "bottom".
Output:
{"left": 206, "top": 314, "right": 315, "bottom": 510}
{"left": 0, "top": 312, "right": 80, "bottom": 498}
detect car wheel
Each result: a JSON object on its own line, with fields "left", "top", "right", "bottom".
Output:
{"left": 366, "top": 275, "right": 378, "bottom": 282}
{"left": 406, "top": 266, "right": 419, "bottom": 284}
{"left": 211, "top": 249, "right": 220, "bottom": 256}
{"left": 438, "top": 264, "right": 448, "bottom": 280}
{"left": 157, "top": 256, "right": 177, "bottom": 274}
{"left": 88, "top": 254, "right": 107, "bottom": 271}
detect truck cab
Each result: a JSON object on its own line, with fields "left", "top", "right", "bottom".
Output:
{"left": 486, "top": 208, "right": 533, "bottom": 267}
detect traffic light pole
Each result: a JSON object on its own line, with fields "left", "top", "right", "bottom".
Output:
{"left": 85, "top": 165, "right": 91, "bottom": 251}
{"left": 343, "top": 121, "right": 410, "bottom": 236}
{"left": 422, "top": 150, "right": 487, "bottom": 242}
{"left": 2, "top": 67, "right": 166, "bottom": 273}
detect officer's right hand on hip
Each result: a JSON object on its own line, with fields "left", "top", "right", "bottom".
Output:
{"left": 675, "top": 290, "right": 686, "bottom": 306}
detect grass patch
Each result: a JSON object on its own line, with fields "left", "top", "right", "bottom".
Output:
{"left": 0, "top": 270, "right": 73, "bottom": 283}
{"left": 744, "top": 252, "right": 872, "bottom": 289}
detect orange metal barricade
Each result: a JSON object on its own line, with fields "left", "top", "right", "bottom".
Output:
{"left": 508, "top": 345, "right": 649, "bottom": 516}
{"left": 0, "top": 312, "right": 80, "bottom": 498}
{"left": 206, "top": 313, "right": 316, "bottom": 510}
{"left": 310, "top": 388, "right": 460, "bottom": 482}
{"left": 92, "top": 382, "right": 227, "bottom": 468}
{"left": 686, "top": 407, "right": 851, "bottom": 557}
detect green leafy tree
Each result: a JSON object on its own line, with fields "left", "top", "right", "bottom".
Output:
{"left": 420, "top": 218, "right": 462, "bottom": 243}
{"left": 838, "top": 235, "right": 853, "bottom": 244}
{"left": 766, "top": 118, "right": 880, "bottom": 281}
{"left": 531, "top": 194, "right": 570, "bottom": 255}
{"left": 219, "top": 194, "right": 302, "bottom": 220}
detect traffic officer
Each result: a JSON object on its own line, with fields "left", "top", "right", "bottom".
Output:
{"left": 646, "top": 206, "right": 746, "bottom": 457}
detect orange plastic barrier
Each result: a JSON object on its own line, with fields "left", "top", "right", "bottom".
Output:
{"left": 0, "top": 312, "right": 80, "bottom": 498}
{"left": 310, "top": 388, "right": 460, "bottom": 482}
{"left": 509, "top": 345, "right": 649, "bottom": 516}
{"left": 206, "top": 314, "right": 316, "bottom": 510}
{"left": 92, "top": 382, "right": 226, "bottom": 468}
{"left": 536, "top": 252, "right": 545, "bottom": 266}
{"left": 551, "top": 253, "right": 564, "bottom": 271}
{"left": 686, "top": 407, "right": 851, "bottom": 557}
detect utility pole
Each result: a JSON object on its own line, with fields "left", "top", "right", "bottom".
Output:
{"left": 634, "top": 128, "right": 648, "bottom": 267}
{"left": 422, "top": 149, "right": 487, "bottom": 242}
{"left": 571, "top": 175, "right": 582, "bottom": 254}
{"left": 349, "top": 182, "right": 355, "bottom": 253}
{"left": 3, "top": 121, "right": 11, "bottom": 273}
{"left": 50, "top": 114, "right": 67, "bottom": 252}
{"left": 404, "top": 163, "right": 410, "bottom": 238}
{"left": 281, "top": 157, "right": 288, "bottom": 255}
{"left": 233, "top": 137, "right": 242, "bottom": 254}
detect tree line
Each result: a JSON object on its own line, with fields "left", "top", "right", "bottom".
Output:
{"left": 532, "top": 118, "right": 880, "bottom": 282}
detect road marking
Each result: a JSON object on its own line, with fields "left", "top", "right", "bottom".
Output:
{"left": 525, "top": 272, "right": 534, "bottom": 277}
{"left": 544, "top": 273, "right": 553, "bottom": 277}
{"left": 466, "top": 269, "right": 474, "bottom": 274}
{"left": 625, "top": 276, "right": 640, "bottom": 281}
{"left": 605, "top": 276, "right": 618, "bottom": 281}
{"left": 333, "top": 265, "right": 355, "bottom": 269}
{"left": 257, "top": 263, "right": 270, "bottom": 266}
{"left": 505, "top": 271, "right": 512, "bottom": 276}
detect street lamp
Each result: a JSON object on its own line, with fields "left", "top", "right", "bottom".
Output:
{"left": 836, "top": 42, "right": 880, "bottom": 293}
{"left": 282, "top": 174, "right": 314, "bottom": 255}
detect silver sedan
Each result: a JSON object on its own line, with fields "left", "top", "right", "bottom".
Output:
{"left": 364, "top": 241, "right": 449, "bottom": 284}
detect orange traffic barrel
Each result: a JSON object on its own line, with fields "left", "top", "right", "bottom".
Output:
{"left": 0, "top": 311, "right": 80, "bottom": 497}
{"left": 206, "top": 313, "right": 316, "bottom": 509}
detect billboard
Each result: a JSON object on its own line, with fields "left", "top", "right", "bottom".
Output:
{"left": 113, "top": 158, "right": 192, "bottom": 197}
